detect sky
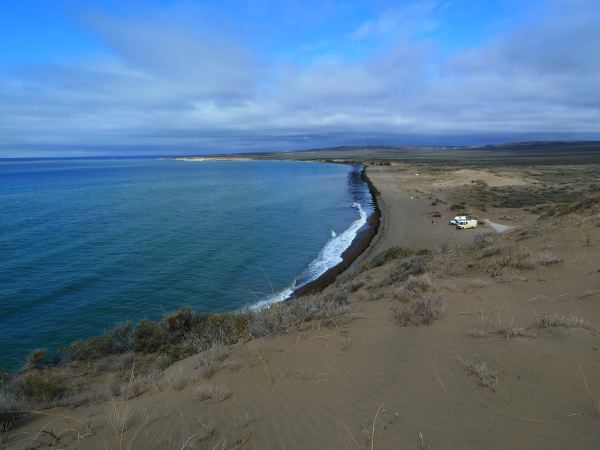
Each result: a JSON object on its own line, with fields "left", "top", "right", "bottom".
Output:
{"left": 1, "top": 0, "right": 599, "bottom": 157}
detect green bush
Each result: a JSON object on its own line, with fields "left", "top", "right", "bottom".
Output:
{"left": 21, "top": 371, "right": 64, "bottom": 402}
{"left": 134, "top": 320, "right": 166, "bottom": 353}
{"left": 24, "top": 348, "right": 47, "bottom": 370}
{"left": 165, "top": 308, "right": 201, "bottom": 336}
{"left": 370, "top": 246, "right": 415, "bottom": 268}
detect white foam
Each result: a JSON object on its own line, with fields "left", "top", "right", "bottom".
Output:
{"left": 253, "top": 203, "right": 368, "bottom": 309}
{"left": 251, "top": 285, "right": 295, "bottom": 310}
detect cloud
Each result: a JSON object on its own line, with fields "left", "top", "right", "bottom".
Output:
{"left": 350, "top": 1, "right": 438, "bottom": 41}
{"left": 1, "top": 0, "right": 599, "bottom": 156}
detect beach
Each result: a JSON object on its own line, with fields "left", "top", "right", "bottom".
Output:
{"left": 4, "top": 159, "right": 600, "bottom": 449}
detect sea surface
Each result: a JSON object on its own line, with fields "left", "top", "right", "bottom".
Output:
{"left": 0, "top": 158, "right": 373, "bottom": 369}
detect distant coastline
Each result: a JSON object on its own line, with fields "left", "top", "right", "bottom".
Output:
{"left": 172, "top": 156, "right": 254, "bottom": 162}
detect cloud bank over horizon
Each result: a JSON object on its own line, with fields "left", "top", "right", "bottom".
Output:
{"left": 1, "top": 0, "right": 600, "bottom": 157}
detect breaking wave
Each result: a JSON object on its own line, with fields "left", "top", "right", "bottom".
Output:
{"left": 255, "top": 202, "right": 368, "bottom": 309}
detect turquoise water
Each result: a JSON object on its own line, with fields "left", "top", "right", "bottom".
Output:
{"left": 0, "top": 158, "right": 373, "bottom": 369}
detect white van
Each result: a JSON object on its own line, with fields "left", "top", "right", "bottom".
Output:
{"left": 449, "top": 215, "right": 467, "bottom": 225}
{"left": 457, "top": 219, "right": 478, "bottom": 230}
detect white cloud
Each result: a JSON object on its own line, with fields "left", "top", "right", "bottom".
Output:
{"left": 1, "top": 0, "right": 599, "bottom": 155}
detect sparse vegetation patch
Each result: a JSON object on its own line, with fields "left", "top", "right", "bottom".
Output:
{"left": 393, "top": 296, "right": 445, "bottom": 326}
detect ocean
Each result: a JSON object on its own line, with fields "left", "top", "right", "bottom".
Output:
{"left": 0, "top": 158, "right": 374, "bottom": 369}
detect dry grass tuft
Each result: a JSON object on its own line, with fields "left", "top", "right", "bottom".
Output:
{"left": 537, "top": 314, "right": 600, "bottom": 333}
{"left": 0, "top": 388, "right": 26, "bottom": 432}
{"left": 105, "top": 397, "right": 132, "bottom": 438}
{"left": 118, "top": 352, "right": 135, "bottom": 370}
{"left": 121, "top": 375, "right": 146, "bottom": 399}
{"left": 469, "top": 278, "right": 489, "bottom": 289}
{"left": 208, "top": 342, "right": 231, "bottom": 362}
{"left": 156, "top": 353, "right": 174, "bottom": 370}
{"left": 247, "top": 293, "right": 351, "bottom": 337}
{"left": 471, "top": 326, "right": 536, "bottom": 339}
{"left": 466, "top": 361, "right": 498, "bottom": 391}
{"left": 197, "top": 357, "right": 219, "bottom": 379}
{"left": 194, "top": 384, "right": 231, "bottom": 402}
{"left": 393, "top": 296, "right": 445, "bottom": 326}
{"left": 198, "top": 418, "right": 216, "bottom": 441}
{"left": 535, "top": 251, "right": 563, "bottom": 266}
{"left": 106, "top": 373, "right": 121, "bottom": 397}
{"left": 168, "top": 367, "right": 190, "bottom": 390}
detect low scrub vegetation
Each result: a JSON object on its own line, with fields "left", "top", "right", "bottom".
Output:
{"left": 385, "top": 254, "right": 430, "bottom": 284}
{"left": 465, "top": 361, "right": 498, "bottom": 391}
{"left": 535, "top": 251, "right": 562, "bottom": 266}
{"left": 194, "top": 383, "right": 231, "bottom": 402}
{"left": 0, "top": 291, "right": 352, "bottom": 418}
{"left": 471, "top": 326, "right": 536, "bottom": 339}
{"left": 537, "top": 314, "right": 600, "bottom": 333}
{"left": 20, "top": 371, "right": 65, "bottom": 402}
{"left": 392, "top": 274, "right": 433, "bottom": 302}
{"left": 0, "top": 388, "right": 26, "bottom": 432}
{"left": 393, "top": 296, "right": 445, "bottom": 326}
{"left": 61, "top": 292, "right": 350, "bottom": 368}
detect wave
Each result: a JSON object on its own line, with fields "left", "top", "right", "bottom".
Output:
{"left": 254, "top": 202, "right": 368, "bottom": 309}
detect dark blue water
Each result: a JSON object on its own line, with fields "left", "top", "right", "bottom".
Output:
{"left": 0, "top": 158, "right": 373, "bottom": 369}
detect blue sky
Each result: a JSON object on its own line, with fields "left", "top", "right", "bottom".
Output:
{"left": 1, "top": 0, "right": 599, "bottom": 156}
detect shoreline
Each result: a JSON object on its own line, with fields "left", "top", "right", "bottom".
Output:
{"left": 291, "top": 166, "right": 381, "bottom": 297}
{"left": 173, "top": 156, "right": 383, "bottom": 303}
{"left": 3, "top": 161, "right": 381, "bottom": 371}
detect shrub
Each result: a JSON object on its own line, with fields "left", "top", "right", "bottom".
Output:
{"left": 165, "top": 308, "right": 201, "bottom": 337}
{"left": 472, "top": 233, "right": 494, "bottom": 250}
{"left": 247, "top": 294, "right": 351, "bottom": 338}
{"left": 65, "top": 322, "right": 134, "bottom": 361}
{"left": 404, "top": 274, "right": 433, "bottom": 294}
{"left": 386, "top": 255, "right": 428, "bottom": 284}
{"left": 21, "top": 371, "right": 64, "bottom": 402}
{"left": 537, "top": 314, "right": 600, "bottom": 332}
{"left": 392, "top": 274, "right": 433, "bottom": 302}
{"left": 469, "top": 278, "right": 489, "bottom": 289}
{"left": 0, "top": 388, "right": 26, "bottom": 432}
{"left": 104, "top": 322, "right": 135, "bottom": 353}
{"left": 134, "top": 320, "right": 166, "bottom": 353}
{"left": 466, "top": 361, "right": 498, "bottom": 391}
{"left": 536, "top": 251, "right": 562, "bottom": 266}
{"left": 393, "top": 296, "right": 445, "bottom": 326}
{"left": 481, "top": 246, "right": 501, "bottom": 257}
{"left": 370, "top": 246, "right": 415, "bottom": 268}
{"left": 24, "top": 348, "right": 48, "bottom": 370}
